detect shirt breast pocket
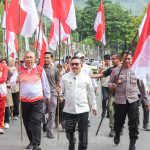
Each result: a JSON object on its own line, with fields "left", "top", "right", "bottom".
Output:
{"left": 130, "top": 75, "right": 137, "bottom": 84}
{"left": 65, "top": 81, "right": 74, "bottom": 90}
{"left": 117, "top": 75, "right": 125, "bottom": 85}
{"left": 78, "top": 82, "right": 87, "bottom": 90}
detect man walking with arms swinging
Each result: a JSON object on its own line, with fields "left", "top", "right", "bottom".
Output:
{"left": 60, "top": 56, "right": 97, "bottom": 150}
{"left": 10, "top": 51, "right": 50, "bottom": 150}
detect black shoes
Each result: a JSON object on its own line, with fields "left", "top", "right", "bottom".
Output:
{"left": 129, "top": 145, "right": 136, "bottom": 150}
{"left": 26, "top": 143, "right": 41, "bottom": 150}
{"left": 143, "top": 125, "right": 150, "bottom": 131}
{"left": 42, "top": 123, "right": 47, "bottom": 133}
{"left": 88, "top": 120, "right": 91, "bottom": 127}
{"left": 46, "top": 130, "right": 54, "bottom": 139}
{"left": 129, "top": 140, "right": 136, "bottom": 150}
{"left": 114, "top": 134, "right": 120, "bottom": 145}
{"left": 32, "top": 145, "right": 41, "bottom": 150}
{"left": 26, "top": 143, "right": 33, "bottom": 149}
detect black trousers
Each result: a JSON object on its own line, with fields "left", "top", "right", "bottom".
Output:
{"left": 142, "top": 101, "right": 149, "bottom": 127}
{"left": 22, "top": 100, "right": 43, "bottom": 146}
{"left": 4, "top": 107, "right": 10, "bottom": 123}
{"left": 114, "top": 101, "right": 139, "bottom": 140}
{"left": 12, "top": 92, "right": 20, "bottom": 117}
{"left": 62, "top": 112, "right": 89, "bottom": 150}
{"left": 102, "top": 87, "right": 110, "bottom": 112}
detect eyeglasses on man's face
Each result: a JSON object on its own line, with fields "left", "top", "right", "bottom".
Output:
{"left": 70, "top": 63, "right": 80, "bottom": 67}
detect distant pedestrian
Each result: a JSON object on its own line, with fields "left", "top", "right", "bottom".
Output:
{"left": 63, "top": 56, "right": 71, "bottom": 73}
{"left": 99, "top": 54, "right": 111, "bottom": 118}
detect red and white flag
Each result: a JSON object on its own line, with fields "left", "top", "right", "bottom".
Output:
{"left": 63, "top": 35, "right": 71, "bottom": 45}
{"left": 34, "top": 25, "right": 49, "bottom": 66}
{"left": 2, "top": 0, "right": 9, "bottom": 45}
{"left": 48, "top": 23, "right": 58, "bottom": 50}
{"left": 2, "top": 0, "right": 18, "bottom": 56}
{"left": 48, "top": 22, "right": 71, "bottom": 50}
{"left": 2, "top": 0, "right": 8, "bottom": 28}
{"left": 38, "top": 0, "right": 53, "bottom": 21}
{"left": 94, "top": 0, "right": 106, "bottom": 45}
{"left": 38, "top": 0, "right": 76, "bottom": 30}
{"left": 7, "top": 0, "right": 39, "bottom": 37}
{"left": 5, "top": 31, "right": 18, "bottom": 56}
{"left": 131, "top": 3, "right": 150, "bottom": 84}
{"left": 39, "top": 0, "right": 76, "bottom": 49}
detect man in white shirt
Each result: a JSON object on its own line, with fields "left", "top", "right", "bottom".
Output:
{"left": 74, "top": 52, "right": 98, "bottom": 127}
{"left": 60, "top": 56, "right": 97, "bottom": 150}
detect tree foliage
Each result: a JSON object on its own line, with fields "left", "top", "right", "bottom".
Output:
{"left": 75, "top": 0, "right": 144, "bottom": 53}
{"left": 105, "top": 3, "right": 136, "bottom": 51}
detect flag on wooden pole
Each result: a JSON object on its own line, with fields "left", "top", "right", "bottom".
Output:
{"left": 34, "top": 25, "right": 49, "bottom": 66}
{"left": 2, "top": 0, "right": 18, "bottom": 57}
{"left": 94, "top": 0, "right": 106, "bottom": 45}
{"left": 131, "top": 3, "right": 150, "bottom": 84}
{"left": 38, "top": 0, "right": 76, "bottom": 49}
{"left": 7, "top": 0, "right": 39, "bottom": 37}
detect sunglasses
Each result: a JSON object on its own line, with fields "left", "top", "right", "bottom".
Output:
{"left": 105, "top": 58, "right": 110, "bottom": 60}
{"left": 70, "top": 63, "right": 80, "bottom": 67}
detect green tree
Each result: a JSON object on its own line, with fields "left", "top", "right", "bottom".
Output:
{"left": 105, "top": 3, "right": 136, "bottom": 51}
{"left": 76, "top": 0, "right": 99, "bottom": 41}
{"left": 75, "top": 1, "right": 143, "bottom": 52}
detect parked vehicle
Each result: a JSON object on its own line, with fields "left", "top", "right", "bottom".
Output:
{"left": 90, "top": 60, "right": 101, "bottom": 74}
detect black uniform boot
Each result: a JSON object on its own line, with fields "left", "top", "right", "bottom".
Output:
{"left": 114, "top": 133, "right": 120, "bottom": 145}
{"left": 129, "top": 140, "right": 136, "bottom": 150}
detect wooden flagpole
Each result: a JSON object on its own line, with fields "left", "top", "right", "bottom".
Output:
{"left": 17, "top": 0, "right": 23, "bottom": 141}
{"left": 35, "top": 0, "right": 45, "bottom": 59}
{"left": 56, "top": 16, "right": 61, "bottom": 139}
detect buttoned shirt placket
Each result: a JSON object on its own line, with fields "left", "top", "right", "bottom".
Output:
{"left": 126, "top": 69, "right": 130, "bottom": 103}
{"left": 74, "top": 74, "right": 77, "bottom": 113}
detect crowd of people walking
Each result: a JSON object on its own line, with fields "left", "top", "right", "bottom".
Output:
{"left": 0, "top": 50, "right": 150, "bottom": 150}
